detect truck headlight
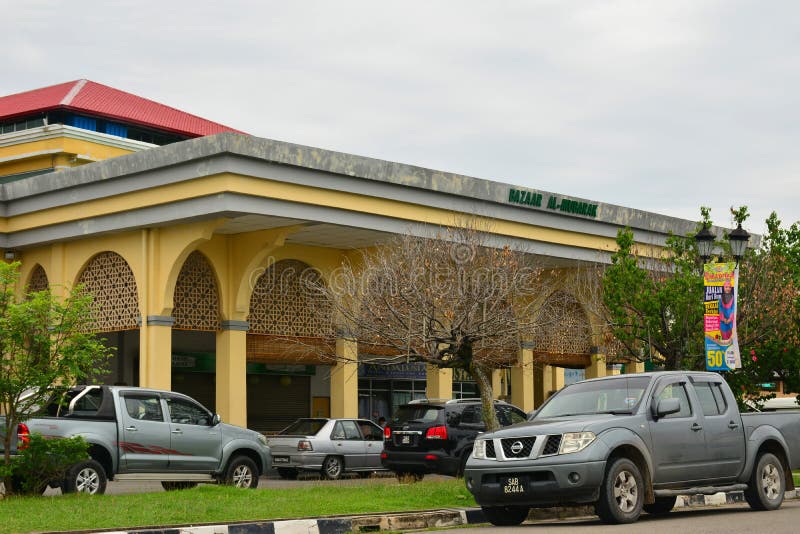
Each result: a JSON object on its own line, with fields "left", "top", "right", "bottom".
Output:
{"left": 559, "top": 432, "right": 595, "bottom": 454}
{"left": 473, "top": 439, "right": 487, "bottom": 459}
{"left": 257, "top": 434, "right": 268, "bottom": 446}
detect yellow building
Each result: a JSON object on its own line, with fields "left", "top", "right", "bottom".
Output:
{"left": 1, "top": 80, "right": 692, "bottom": 430}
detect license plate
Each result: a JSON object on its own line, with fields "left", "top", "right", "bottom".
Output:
{"left": 401, "top": 435, "right": 410, "bottom": 444}
{"left": 273, "top": 456, "right": 289, "bottom": 463}
{"left": 501, "top": 476, "right": 525, "bottom": 494}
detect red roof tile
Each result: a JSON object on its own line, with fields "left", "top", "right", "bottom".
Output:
{"left": 0, "top": 80, "right": 243, "bottom": 137}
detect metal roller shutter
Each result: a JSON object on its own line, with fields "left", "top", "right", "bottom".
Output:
{"left": 247, "top": 375, "right": 310, "bottom": 432}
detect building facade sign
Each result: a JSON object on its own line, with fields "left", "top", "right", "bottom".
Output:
{"left": 508, "top": 188, "right": 598, "bottom": 218}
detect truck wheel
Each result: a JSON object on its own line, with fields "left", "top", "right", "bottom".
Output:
{"left": 224, "top": 456, "right": 259, "bottom": 488}
{"left": 481, "top": 505, "right": 529, "bottom": 526}
{"left": 63, "top": 460, "right": 107, "bottom": 495}
{"left": 277, "top": 468, "right": 299, "bottom": 480}
{"left": 161, "top": 481, "right": 198, "bottom": 491}
{"left": 595, "top": 457, "right": 643, "bottom": 524}
{"left": 643, "top": 496, "right": 676, "bottom": 514}
{"left": 744, "top": 452, "right": 785, "bottom": 511}
{"left": 322, "top": 456, "right": 344, "bottom": 480}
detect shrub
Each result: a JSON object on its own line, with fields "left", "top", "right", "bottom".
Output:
{"left": 9, "top": 434, "right": 89, "bottom": 495}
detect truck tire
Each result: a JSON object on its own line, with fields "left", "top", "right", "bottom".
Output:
{"left": 277, "top": 468, "right": 299, "bottom": 480}
{"left": 643, "top": 496, "right": 676, "bottom": 514}
{"left": 595, "top": 457, "right": 643, "bottom": 524}
{"left": 161, "top": 481, "right": 198, "bottom": 491}
{"left": 322, "top": 455, "right": 344, "bottom": 480}
{"left": 744, "top": 452, "right": 785, "bottom": 511}
{"left": 481, "top": 505, "right": 529, "bottom": 526}
{"left": 224, "top": 456, "right": 259, "bottom": 489}
{"left": 63, "top": 460, "right": 107, "bottom": 495}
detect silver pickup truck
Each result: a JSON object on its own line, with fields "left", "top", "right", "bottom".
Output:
{"left": 465, "top": 371, "right": 800, "bottom": 525}
{"left": 3, "top": 385, "right": 270, "bottom": 494}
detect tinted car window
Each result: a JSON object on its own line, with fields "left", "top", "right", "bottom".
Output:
{"left": 694, "top": 382, "right": 723, "bottom": 416}
{"left": 391, "top": 406, "right": 444, "bottom": 425}
{"left": 166, "top": 397, "right": 211, "bottom": 425}
{"left": 460, "top": 406, "right": 483, "bottom": 425}
{"left": 124, "top": 395, "right": 164, "bottom": 422}
{"left": 655, "top": 383, "right": 692, "bottom": 419}
{"left": 497, "top": 405, "right": 527, "bottom": 426}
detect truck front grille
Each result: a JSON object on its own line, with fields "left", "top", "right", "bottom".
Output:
{"left": 542, "top": 434, "right": 562, "bottom": 455}
{"left": 500, "top": 437, "right": 536, "bottom": 458}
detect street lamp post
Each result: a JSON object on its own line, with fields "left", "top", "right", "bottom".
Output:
{"left": 695, "top": 224, "right": 716, "bottom": 263}
{"left": 728, "top": 223, "right": 751, "bottom": 263}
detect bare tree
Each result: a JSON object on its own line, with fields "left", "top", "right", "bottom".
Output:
{"left": 305, "top": 223, "right": 550, "bottom": 431}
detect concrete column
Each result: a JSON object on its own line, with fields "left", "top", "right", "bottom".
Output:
{"left": 510, "top": 343, "right": 535, "bottom": 413}
{"left": 585, "top": 352, "right": 607, "bottom": 379}
{"left": 216, "top": 321, "right": 249, "bottom": 427}
{"left": 426, "top": 365, "right": 453, "bottom": 400}
{"left": 549, "top": 365, "right": 565, "bottom": 393}
{"left": 139, "top": 316, "right": 173, "bottom": 390}
{"left": 623, "top": 361, "right": 646, "bottom": 374}
{"left": 491, "top": 369, "right": 504, "bottom": 399}
{"left": 331, "top": 337, "right": 358, "bottom": 418}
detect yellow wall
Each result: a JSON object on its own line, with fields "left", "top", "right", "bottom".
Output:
{"left": 0, "top": 137, "right": 136, "bottom": 178}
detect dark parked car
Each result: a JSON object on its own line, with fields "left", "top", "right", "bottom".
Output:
{"left": 381, "top": 398, "right": 527, "bottom": 479}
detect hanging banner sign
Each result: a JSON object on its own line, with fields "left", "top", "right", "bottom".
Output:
{"left": 703, "top": 262, "right": 741, "bottom": 371}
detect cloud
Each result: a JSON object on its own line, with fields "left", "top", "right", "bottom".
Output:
{"left": 2, "top": 0, "right": 798, "bottom": 232}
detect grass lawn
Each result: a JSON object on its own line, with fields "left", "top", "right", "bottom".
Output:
{"left": 0, "top": 479, "right": 474, "bottom": 534}
{"left": 794, "top": 471, "right": 800, "bottom": 488}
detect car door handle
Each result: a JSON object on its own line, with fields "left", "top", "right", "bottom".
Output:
{"left": 125, "top": 426, "right": 137, "bottom": 432}
{"left": 728, "top": 421, "right": 739, "bottom": 429}
{"left": 691, "top": 423, "right": 703, "bottom": 432}
{"left": 336, "top": 443, "right": 342, "bottom": 447}
{"left": 171, "top": 429, "right": 183, "bottom": 434}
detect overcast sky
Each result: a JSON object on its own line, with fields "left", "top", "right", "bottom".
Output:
{"left": 3, "top": 0, "right": 799, "bottom": 235}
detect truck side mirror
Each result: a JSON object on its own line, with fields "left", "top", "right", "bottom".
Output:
{"left": 211, "top": 414, "right": 221, "bottom": 426}
{"left": 654, "top": 397, "right": 681, "bottom": 418}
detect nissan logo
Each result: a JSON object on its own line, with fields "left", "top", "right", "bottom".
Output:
{"left": 510, "top": 441, "right": 524, "bottom": 454}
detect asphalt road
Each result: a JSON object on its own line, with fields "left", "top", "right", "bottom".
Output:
{"left": 427, "top": 499, "right": 800, "bottom": 534}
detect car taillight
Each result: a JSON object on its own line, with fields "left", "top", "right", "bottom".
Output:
{"left": 425, "top": 425, "right": 447, "bottom": 440}
{"left": 17, "top": 423, "right": 30, "bottom": 450}
{"left": 383, "top": 426, "right": 391, "bottom": 439}
{"left": 297, "top": 440, "right": 313, "bottom": 451}
{"left": 381, "top": 452, "right": 388, "bottom": 459}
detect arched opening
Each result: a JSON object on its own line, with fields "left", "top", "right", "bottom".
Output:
{"left": 76, "top": 252, "right": 140, "bottom": 385}
{"left": 170, "top": 250, "right": 220, "bottom": 411}
{"left": 247, "top": 259, "right": 331, "bottom": 431}
{"left": 26, "top": 264, "right": 49, "bottom": 293}
{"left": 532, "top": 290, "right": 593, "bottom": 399}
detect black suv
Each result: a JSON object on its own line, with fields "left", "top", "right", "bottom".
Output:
{"left": 381, "top": 398, "right": 527, "bottom": 479}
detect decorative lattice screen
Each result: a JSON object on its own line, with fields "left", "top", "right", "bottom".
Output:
{"left": 27, "top": 264, "right": 49, "bottom": 293}
{"left": 173, "top": 251, "right": 220, "bottom": 331}
{"left": 532, "top": 290, "right": 591, "bottom": 356}
{"left": 248, "top": 259, "right": 331, "bottom": 337}
{"left": 77, "top": 252, "right": 140, "bottom": 332}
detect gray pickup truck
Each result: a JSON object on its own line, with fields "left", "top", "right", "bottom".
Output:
{"left": 465, "top": 371, "right": 800, "bottom": 525}
{"left": 3, "top": 385, "right": 270, "bottom": 494}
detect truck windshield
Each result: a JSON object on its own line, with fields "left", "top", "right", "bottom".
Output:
{"left": 536, "top": 376, "right": 651, "bottom": 418}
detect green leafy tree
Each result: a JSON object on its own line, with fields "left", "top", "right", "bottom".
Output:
{"left": 0, "top": 261, "right": 111, "bottom": 494}
{"left": 601, "top": 225, "right": 706, "bottom": 370}
{"left": 599, "top": 207, "right": 800, "bottom": 406}
{"left": 728, "top": 212, "right": 800, "bottom": 405}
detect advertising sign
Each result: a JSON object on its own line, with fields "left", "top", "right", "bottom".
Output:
{"left": 703, "top": 262, "right": 741, "bottom": 371}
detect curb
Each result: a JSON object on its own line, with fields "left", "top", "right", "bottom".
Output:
{"left": 71, "top": 490, "right": 800, "bottom": 534}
